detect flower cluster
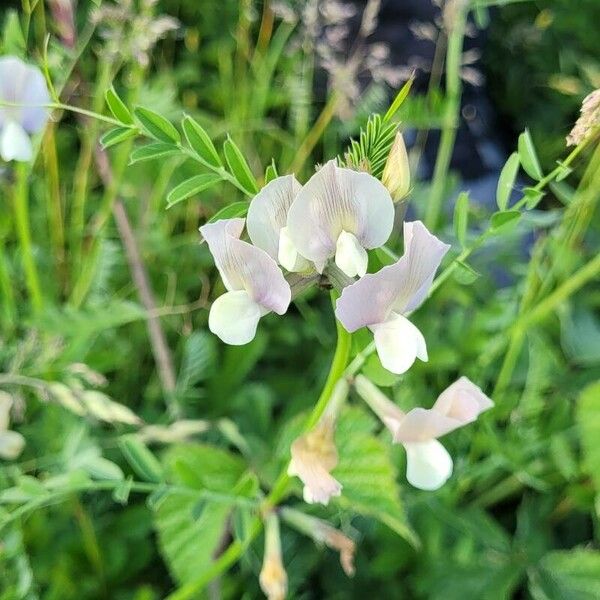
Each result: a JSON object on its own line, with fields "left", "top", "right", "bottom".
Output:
{"left": 201, "top": 147, "right": 493, "bottom": 504}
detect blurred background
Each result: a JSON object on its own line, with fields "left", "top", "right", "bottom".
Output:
{"left": 1, "top": 1, "right": 599, "bottom": 598}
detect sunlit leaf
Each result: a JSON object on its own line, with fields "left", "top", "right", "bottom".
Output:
{"left": 166, "top": 173, "right": 223, "bottom": 208}
{"left": 518, "top": 129, "right": 543, "bottom": 180}
{"left": 105, "top": 87, "right": 134, "bottom": 125}
{"left": 496, "top": 152, "right": 520, "bottom": 210}
{"left": 223, "top": 137, "right": 259, "bottom": 194}
{"left": 135, "top": 107, "right": 181, "bottom": 143}
{"left": 182, "top": 116, "right": 222, "bottom": 168}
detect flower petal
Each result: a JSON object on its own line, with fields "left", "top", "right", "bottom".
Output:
{"left": 404, "top": 439, "right": 453, "bottom": 490}
{"left": 0, "top": 57, "right": 49, "bottom": 134}
{"left": 335, "top": 221, "right": 449, "bottom": 332}
{"left": 433, "top": 376, "right": 494, "bottom": 423}
{"left": 200, "top": 218, "right": 291, "bottom": 314}
{"left": 0, "top": 120, "right": 32, "bottom": 162}
{"left": 278, "top": 226, "right": 310, "bottom": 272}
{"left": 287, "top": 160, "right": 394, "bottom": 270}
{"left": 393, "top": 407, "right": 462, "bottom": 443}
{"left": 371, "top": 313, "right": 427, "bottom": 375}
{"left": 208, "top": 290, "right": 262, "bottom": 345}
{"left": 247, "top": 174, "right": 302, "bottom": 260}
{"left": 335, "top": 230, "right": 367, "bottom": 277}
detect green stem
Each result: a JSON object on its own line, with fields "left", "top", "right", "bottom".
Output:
{"left": 13, "top": 163, "right": 43, "bottom": 313}
{"left": 424, "top": 6, "right": 468, "bottom": 231}
{"left": 165, "top": 293, "right": 352, "bottom": 600}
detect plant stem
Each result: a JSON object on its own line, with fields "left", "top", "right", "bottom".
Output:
{"left": 12, "top": 163, "right": 43, "bottom": 313}
{"left": 424, "top": 5, "right": 468, "bottom": 231}
{"left": 165, "top": 293, "right": 352, "bottom": 600}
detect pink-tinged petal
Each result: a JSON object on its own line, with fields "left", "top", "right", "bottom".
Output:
{"left": 433, "top": 376, "right": 494, "bottom": 424}
{"left": 335, "top": 221, "right": 449, "bottom": 331}
{"left": 200, "top": 219, "right": 291, "bottom": 314}
{"left": 287, "top": 161, "right": 394, "bottom": 269}
{"left": 404, "top": 439, "right": 453, "bottom": 490}
{"left": 399, "top": 221, "right": 451, "bottom": 313}
{"left": 288, "top": 422, "right": 342, "bottom": 506}
{"left": 393, "top": 407, "right": 462, "bottom": 443}
{"left": 247, "top": 174, "right": 302, "bottom": 260}
{"left": 0, "top": 57, "right": 49, "bottom": 133}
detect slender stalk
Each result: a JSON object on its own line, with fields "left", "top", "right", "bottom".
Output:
{"left": 424, "top": 5, "right": 468, "bottom": 231}
{"left": 12, "top": 163, "right": 43, "bottom": 313}
{"left": 0, "top": 236, "right": 16, "bottom": 330}
{"left": 165, "top": 293, "right": 352, "bottom": 600}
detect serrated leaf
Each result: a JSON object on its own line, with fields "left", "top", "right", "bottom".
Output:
{"left": 154, "top": 444, "right": 250, "bottom": 584}
{"left": 576, "top": 381, "right": 600, "bottom": 494}
{"left": 182, "top": 116, "right": 221, "bottom": 168}
{"left": 176, "top": 331, "right": 217, "bottom": 391}
{"left": 135, "top": 107, "right": 180, "bottom": 143}
{"left": 207, "top": 201, "right": 250, "bottom": 224}
{"left": 223, "top": 137, "right": 258, "bottom": 194}
{"left": 529, "top": 549, "right": 600, "bottom": 600}
{"left": 119, "top": 435, "right": 164, "bottom": 483}
{"left": 333, "top": 407, "right": 418, "bottom": 546}
{"left": 165, "top": 444, "right": 246, "bottom": 492}
{"left": 129, "top": 142, "right": 179, "bottom": 164}
{"left": 496, "top": 153, "right": 520, "bottom": 210}
{"left": 105, "top": 87, "right": 134, "bottom": 124}
{"left": 518, "top": 129, "right": 543, "bottom": 180}
{"left": 100, "top": 126, "right": 137, "bottom": 149}
{"left": 166, "top": 174, "right": 223, "bottom": 208}
{"left": 454, "top": 191, "right": 469, "bottom": 246}
{"left": 490, "top": 210, "right": 521, "bottom": 233}
{"left": 154, "top": 492, "right": 232, "bottom": 585}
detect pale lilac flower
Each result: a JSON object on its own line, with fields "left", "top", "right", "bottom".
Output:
{"left": 200, "top": 219, "right": 291, "bottom": 345}
{"left": 335, "top": 221, "right": 449, "bottom": 374}
{"left": 0, "top": 393, "right": 25, "bottom": 460}
{"left": 0, "top": 56, "right": 50, "bottom": 162}
{"left": 246, "top": 174, "right": 311, "bottom": 273}
{"left": 355, "top": 375, "right": 493, "bottom": 490}
{"left": 287, "top": 160, "right": 394, "bottom": 278}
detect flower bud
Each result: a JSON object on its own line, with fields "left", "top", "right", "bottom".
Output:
{"left": 259, "top": 513, "right": 287, "bottom": 600}
{"left": 382, "top": 132, "right": 410, "bottom": 201}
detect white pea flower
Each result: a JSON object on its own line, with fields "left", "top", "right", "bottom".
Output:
{"left": 200, "top": 218, "right": 291, "bottom": 345}
{"left": 355, "top": 375, "right": 493, "bottom": 490}
{"left": 246, "top": 174, "right": 311, "bottom": 273}
{"left": 259, "top": 513, "right": 288, "bottom": 600}
{"left": 335, "top": 221, "right": 449, "bottom": 374}
{"left": 0, "top": 56, "right": 50, "bottom": 162}
{"left": 286, "top": 160, "right": 395, "bottom": 278}
{"left": 0, "top": 392, "right": 25, "bottom": 460}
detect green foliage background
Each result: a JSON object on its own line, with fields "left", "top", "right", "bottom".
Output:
{"left": 0, "top": 1, "right": 599, "bottom": 599}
